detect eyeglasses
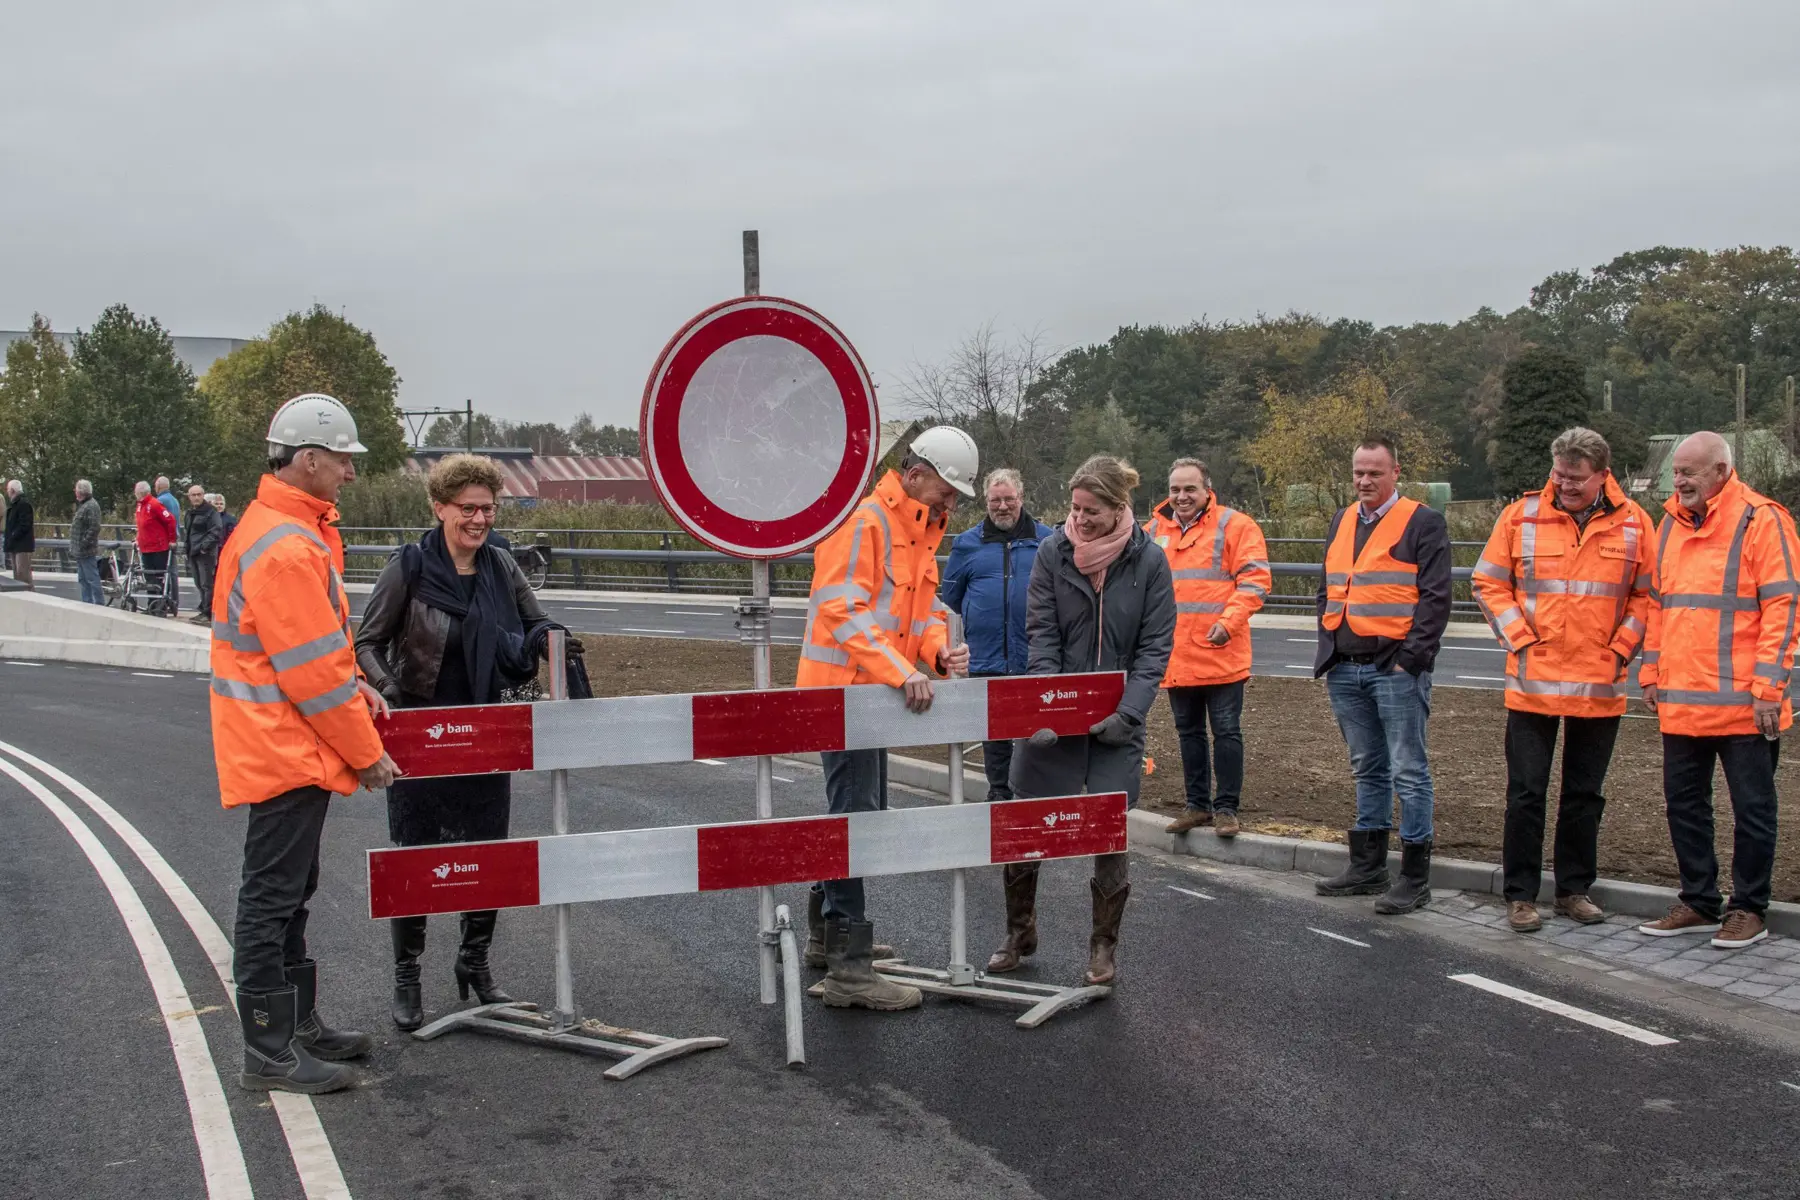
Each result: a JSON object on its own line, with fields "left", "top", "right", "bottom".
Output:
{"left": 453, "top": 503, "right": 498, "bottom": 519}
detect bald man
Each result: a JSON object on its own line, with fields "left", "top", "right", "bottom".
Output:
{"left": 1637, "top": 432, "right": 1799, "bottom": 950}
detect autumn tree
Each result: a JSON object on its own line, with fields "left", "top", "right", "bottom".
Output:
{"left": 1246, "top": 367, "right": 1451, "bottom": 513}
{"left": 0, "top": 315, "right": 80, "bottom": 509}
{"left": 69, "top": 305, "right": 213, "bottom": 508}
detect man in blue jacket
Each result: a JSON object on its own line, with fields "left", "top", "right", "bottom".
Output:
{"left": 940, "top": 467, "right": 1054, "bottom": 801}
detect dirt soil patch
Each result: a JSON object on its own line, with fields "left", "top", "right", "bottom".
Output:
{"left": 571, "top": 636, "right": 1798, "bottom": 904}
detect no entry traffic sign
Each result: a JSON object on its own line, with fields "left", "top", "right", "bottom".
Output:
{"left": 641, "top": 296, "right": 880, "bottom": 559}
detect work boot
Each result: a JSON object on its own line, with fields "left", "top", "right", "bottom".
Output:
{"left": 1213, "top": 810, "right": 1240, "bottom": 839}
{"left": 805, "top": 891, "right": 894, "bottom": 968}
{"left": 1507, "top": 901, "right": 1543, "bottom": 933}
{"left": 287, "top": 959, "right": 372, "bottom": 1060}
{"left": 1083, "top": 880, "right": 1130, "bottom": 986}
{"left": 238, "top": 986, "right": 355, "bottom": 1095}
{"left": 986, "top": 862, "right": 1040, "bottom": 973}
{"left": 391, "top": 915, "right": 427, "bottom": 1032}
{"left": 1166, "top": 808, "right": 1212, "bottom": 835}
{"left": 1554, "top": 894, "right": 1606, "bottom": 926}
{"left": 1315, "top": 829, "right": 1391, "bottom": 896}
{"left": 454, "top": 911, "right": 514, "bottom": 1005}
{"left": 818, "top": 918, "right": 921, "bottom": 1011}
{"left": 1374, "top": 839, "right": 1433, "bottom": 915}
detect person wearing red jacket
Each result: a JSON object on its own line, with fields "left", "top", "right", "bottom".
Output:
{"left": 134, "top": 480, "right": 179, "bottom": 611}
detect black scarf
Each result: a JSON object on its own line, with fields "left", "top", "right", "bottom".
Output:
{"left": 980, "top": 509, "right": 1041, "bottom": 543}
{"left": 408, "top": 527, "right": 538, "bottom": 704}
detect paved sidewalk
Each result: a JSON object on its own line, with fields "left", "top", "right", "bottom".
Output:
{"left": 1422, "top": 891, "right": 1800, "bottom": 1013}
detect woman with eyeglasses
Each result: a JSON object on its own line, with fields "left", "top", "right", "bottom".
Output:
{"left": 354, "top": 454, "right": 567, "bottom": 1029}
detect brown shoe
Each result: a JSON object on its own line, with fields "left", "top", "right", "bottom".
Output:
{"left": 1712, "top": 910, "right": 1768, "bottom": 950}
{"left": 1637, "top": 903, "right": 1721, "bottom": 938}
{"left": 1166, "top": 809, "right": 1212, "bottom": 834}
{"left": 1213, "top": 811, "right": 1240, "bottom": 839}
{"left": 1507, "top": 901, "right": 1542, "bottom": 933}
{"left": 1554, "top": 894, "right": 1606, "bottom": 925}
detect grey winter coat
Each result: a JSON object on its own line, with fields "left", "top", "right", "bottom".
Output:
{"left": 1008, "top": 522, "right": 1176, "bottom": 806}
{"left": 70, "top": 498, "right": 102, "bottom": 559}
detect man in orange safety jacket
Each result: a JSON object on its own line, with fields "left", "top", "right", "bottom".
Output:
{"left": 213, "top": 393, "right": 400, "bottom": 1095}
{"left": 798, "top": 426, "right": 974, "bottom": 1012}
{"left": 1635, "top": 432, "right": 1799, "bottom": 950}
{"left": 1473, "top": 427, "right": 1653, "bottom": 934}
{"left": 1149, "top": 457, "right": 1271, "bottom": 840}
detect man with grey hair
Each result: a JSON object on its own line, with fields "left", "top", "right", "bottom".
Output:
{"left": 3, "top": 480, "right": 34, "bottom": 589}
{"left": 1636, "top": 430, "right": 1800, "bottom": 949}
{"left": 1474, "top": 427, "right": 1654, "bottom": 932}
{"left": 942, "top": 467, "right": 1055, "bottom": 800}
{"left": 71, "top": 479, "right": 104, "bottom": 603}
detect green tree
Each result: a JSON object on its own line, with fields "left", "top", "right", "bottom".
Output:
{"left": 567, "top": 414, "right": 639, "bottom": 456}
{"left": 69, "top": 304, "right": 212, "bottom": 508}
{"left": 423, "top": 412, "right": 507, "bottom": 449}
{"left": 1491, "top": 348, "right": 1592, "bottom": 498}
{"left": 1585, "top": 410, "right": 1651, "bottom": 479}
{"left": 203, "top": 306, "right": 407, "bottom": 503}
{"left": 0, "top": 315, "right": 80, "bottom": 511}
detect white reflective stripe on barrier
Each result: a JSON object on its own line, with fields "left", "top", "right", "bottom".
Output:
{"left": 532, "top": 693, "right": 695, "bottom": 771}
{"left": 841, "top": 676, "right": 988, "bottom": 749}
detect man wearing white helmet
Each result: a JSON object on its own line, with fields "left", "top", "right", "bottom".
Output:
{"left": 211, "top": 392, "right": 400, "bottom": 1094}
{"left": 796, "top": 425, "right": 975, "bottom": 1011}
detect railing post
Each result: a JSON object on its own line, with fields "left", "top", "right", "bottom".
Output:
{"left": 663, "top": 533, "right": 679, "bottom": 593}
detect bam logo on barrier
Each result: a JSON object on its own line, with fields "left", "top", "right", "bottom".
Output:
{"left": 1039, "top": 688, "right": 1081, "bottom": 705}
{"left": 424, "top": 723, "right": 476, "bottom": 741}
{"left": 432, "top": 862, "right": 479, "bottom": 880}
{"left": 1041, "top": 811, "right": 1084, "bottom": 828}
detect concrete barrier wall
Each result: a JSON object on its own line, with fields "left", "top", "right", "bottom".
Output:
{"left": 0, "top": 592, "right": 209, "bottom": 673}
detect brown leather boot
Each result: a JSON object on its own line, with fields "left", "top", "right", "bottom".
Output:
{"left": 986, "top": 863, "right": 1040, "bottom": 972}
{"left": 1166, "top": 808, "right": 1212, "bottom": 834}
{"left": 1083, "top": 880, "right": 1130, "bottom": 986}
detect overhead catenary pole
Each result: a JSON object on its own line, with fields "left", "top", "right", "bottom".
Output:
{"left": 466, "top": 397, "right": 474, "bottom": 454}
{"left": 1735, "top": 364, "right": 1747, "bottom": 474}
{"left": 1786, "top": 376, "right": 1796, "bottom": 456}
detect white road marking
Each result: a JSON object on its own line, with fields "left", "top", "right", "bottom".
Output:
{"left": 1282, "top": 663, "right": 1311, "bottom": 670}
{"left": 1780, "top": 1081, "right": 1800, "bottom": 1095}
{"left": 665, "top": 609, "right": 726, "bottom": 617}
{"left": 699, "top": 758, "right": 728, "bottom": 766}
{"left": 133, "top": 671, "right": 175, "bottom": 678}
{"left": 5, "top": 660, "right": 45, "bottom": 666}
{"left": 772, "top": 776, "right": 796, "bottom": 783}
{"left": 1308, "top": 927, "right": 1371, "bottom": 948}
{"left": 0, "top": 740, "right": 354, "bottom": 1199}
{"left": 1167, "top": 885, "right": 1216, "bottom": 901}
{"left": 1449, "top": 973, "right": 1678, "bottom": 1046}
{"left": 1445, "top": 645, "right": 1507, "bottom": 653}
{"left": 1285, "top": 638, "right": 1315, "bottom": 643}
{"left": 619, "top": 627, "right": 688, "bottom": 635}
{"left": 1456, "top": 675, "right": 1505, "bottom": 682}
{"left": 558, "top": 605, "right": 618, "bottom": 612}
{"left": 0, "top": 755, "right": 253, "bottom": 1199}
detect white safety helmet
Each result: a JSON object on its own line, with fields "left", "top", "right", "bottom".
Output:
{"left": 907, "top": 426, "right": 979, "bottom": 498}
{"left": 267, "top": 393, "right": 368, "bottom": 455}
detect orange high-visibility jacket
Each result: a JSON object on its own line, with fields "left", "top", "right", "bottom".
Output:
{"left": 1145, "top": 495, "right": 1271, "bottom": 687}
{"left": 1320, "top": 497, "right": 1422, "bottom": 640}
{"left": 798, "top": 471, "right": 951, "bottom": 689}
{"left": 1472, "top": 475, "right": 1654, "bottom": 717}
{"left": 1640, "top": 472, "right": 1800, "bottom": 738}
{"left": 209, "top": 476, "right": 384, "bottom": 807}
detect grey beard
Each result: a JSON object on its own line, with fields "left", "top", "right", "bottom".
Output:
{"left": 989, "top": 514, "right": 1018, "bottom": 531}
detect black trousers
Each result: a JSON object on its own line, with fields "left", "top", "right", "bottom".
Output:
{"left": 1167, "top": 681, "right": 1246, "bottom": 814}
{"left": 1663, "top": 733, "right": 1781, "bottom": 918}
{"left": 1501, "top": 711, "right": 1619, "bottom": 901}
{"left": 816, "top": 748, "right": 887, "bottom": 922}
{"left": 189, "top": 551, "right": 216, "bottom": 617}
{"left": 232, "top": 785, "right": 332, "bottom": 993}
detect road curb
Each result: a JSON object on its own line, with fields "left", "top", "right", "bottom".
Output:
{"left": 845, "top": 749, "right": 1800, "bottom": 938}
{"left": 1125, "top": 809, "right": 1800, "bottom": 937}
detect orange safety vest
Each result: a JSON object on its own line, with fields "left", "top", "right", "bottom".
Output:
{"left": 1640, "top": 473, "right": 1800, "bottom": 738}
{"left": 209, "top": 475, "right": 384, "bottom": 807}
{"left": 1146, "top": 495, "right": 1271, "bottom": 687}
{"left": 798, "top": 471, "right": 952, "bottom": 689}
{"left": 1472, "top": 475, "right": 1653, "bottom": 717}
{"left": 1320, "top": 497, "right": 1422, "bottom": 640}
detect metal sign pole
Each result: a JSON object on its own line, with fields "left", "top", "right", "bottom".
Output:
{"left": 751, "top": 559, "right": 778, "bottom": 1006}
{"left": 945, "top": 615, "right": 974, "bottom": 985}
{"left": 547, "top": 629, "right": 577, "bottom": 1028}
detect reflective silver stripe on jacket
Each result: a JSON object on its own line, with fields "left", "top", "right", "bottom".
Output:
{"left": 1523, "top": 578, "right": 1629, "bottom": 598}
{"left": 268, "top": 629, "right": 351, "bottom": 673}
{"left": 1347, "top": 570, "right": 1416, "bottom": 586}
{"left": 294, "top": 678, "right": 359, "bottom": 717}
{"left": 210, "top": 676, "right": 286, "bottom": 704}
{"left": 1177, "top": 601, "right": 1226, "bottom": 614}
{"left": 802, "top": 644, "right": 851, "bottom": 667}
{"left": 1173, "top": 568, "right": 1232, "bottom": 582}
{"left": 1503, "top": 676, "right": 1625, "bottom": 700}
{"left": 1655, "top": 688, "right": 1756, "bottom": 706}
{"left": 1345, "top": 603, "right": 1415, "bottom": 618}
{"left": 214, "top": 521, "right": 330, "bottom": 653}
{"left": 1472, "top": 557, "right": 1511, "bottom": 582}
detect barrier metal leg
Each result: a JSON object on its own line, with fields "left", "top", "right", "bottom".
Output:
{"left": 776, "top": 903, "right": 805, "bottom": 1067}
{"left": 410, "top": 630, "right": 729, "bottom": 1076}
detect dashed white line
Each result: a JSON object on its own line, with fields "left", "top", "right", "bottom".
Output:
{"left": 559, "top": 605, "right": 618, "bottom": 612}
{"left": 1282, "top": 663, "right": 1311, "bottom": 670}
{"left": 0, "top": 740, "right": 355, "bottom": 1198}
{"left": 1780, "top": 1081, "right": 1800, "bottom": 1095}
{"left": 1308, "top": 927, "right": 1371, "bottom": 948}
{"left": 1285, "top": 638, "right": 1315, "bottom": 643}
{"left": 133, "top": 671, "right": 175, "bottom": 678}
{"left": 772, "top": 776, "right": 796, "bottom": 784}
{"left": 1167, "top": 885, "right": 1216, "bottom": 901}
{"left": 1449, "top": 973, "right": 1678, "bottom": 1046}
{"left": 665, "top": 609, "right": 726, "bottom": 617}
{"left": 619, "top": 627, "right": 688, "bottom": 635}
{"left": 1456, "top": 675, "right": 1505, "bottom": 682}
{"left": 5, "top": 660, "right": 45, "bottom": 667}
{"left": 0, "top": 755, "right": 253, "bottom": 1198}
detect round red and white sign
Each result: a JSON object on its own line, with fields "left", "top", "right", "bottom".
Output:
{"left": 641, "top": 296, "right": 880, "bottom": 559}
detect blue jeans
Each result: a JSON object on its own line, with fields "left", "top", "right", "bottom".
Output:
{"left": 1325, "top": 662, "right": 1435, "bottom": 843}
{"left": 815, "top": 748, "right": 888, "bottom": 921}
{"left": 1168, "top": 681, "right": 1245, "bottom": 813}
{"left": 76, "top": 556, "right": 104, "bottom": 604}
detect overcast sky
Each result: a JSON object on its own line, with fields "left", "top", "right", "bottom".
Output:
{"left": 4, "top": 2, "right": 1797, "bottom": 429}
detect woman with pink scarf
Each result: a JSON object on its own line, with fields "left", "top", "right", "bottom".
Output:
{"left": 985, "top": 455, "right": 1175, "bottom": 986}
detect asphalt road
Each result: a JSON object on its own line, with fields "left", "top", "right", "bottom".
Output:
{"left": 4, "top": 661, "right": 1797, "bottom": 1199}
{"left": 25, "top": 573, "right": 1524, "bottom": 691}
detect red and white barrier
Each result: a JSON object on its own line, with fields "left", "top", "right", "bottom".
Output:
{"left": 374, "top": 672, "right": 1125, "bottom": 779}
{"left": 368, "top": 791, "right": 1128, "bottom": 919}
